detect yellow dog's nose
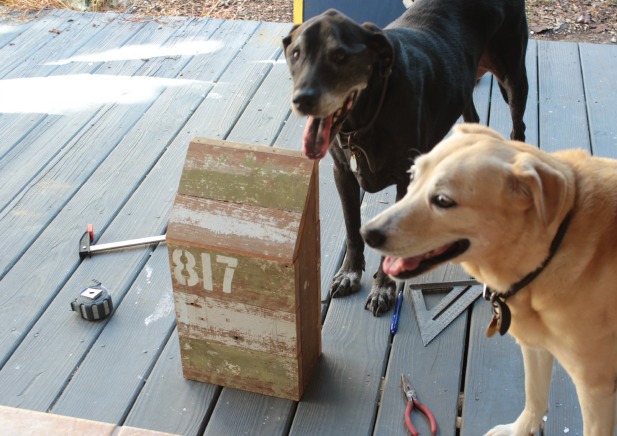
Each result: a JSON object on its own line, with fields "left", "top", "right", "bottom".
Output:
{"left": 361, "top": 225, "right": 386, "bottom": 248}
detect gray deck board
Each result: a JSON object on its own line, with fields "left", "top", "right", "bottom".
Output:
{"left": 226, "top": 55, "right": 290, "bottom": 147}
{"left": 204, "top": 389, "right": 295, "bottom": 436}
{"left": 0, "top": 114, "right": 46, "bottom": 167}
{"left": 125, "top": 331, "right": 219, "bottom": 435}
{"left": 461, "top": 38, "right": 591, "bottom": 435}
{"left": 0, "top": 10, "right": 44, "bottom": 48}
{"left": 289, "top": 188, "right": 394, "bottom": 436}
{"left": 0, "top": 19, "right": 256, "bottom": 276}
{"left": 0, "top": 16, "right": 269, "bottom": 409}
{"left": 2, "top": 13, "right": 120, "bottom": 80}
{"left": 460, "top": 39, "right": 542, "bottom": 435}
{"left": 374, "top": 292, "right": 467, "bottom": 436}
{"left": 376, "top": 62, "right": 492, "bottom": 436}
{"left": 580, "top": 43, "right": 617, "bottom": 158}
{"left": 0, "top": 9, "right": 611, "bottom": 436}
{"left": 536, "top": 39, "right": 587, "bottom": 435}
{"left": 196, "top": 51, "right": 302, "bottom": 436}
{"left": 112, "top": 22, "right": 294, "bottom": 434}
{"left": 0, "top": 16, "right": 205, "bottom": 276}
{"left": 0, "top": 84, "right": 197, "bottom": 408}
{"left": 0, "top": 101, "right": 156, "bottom": 325}
{"left": 0, "top": 17, "right": 188, "bottom": 214}
{"left": 51, "top": 246, "right": 176, "bottom": 422}
{"left": 461, "top": 300, "right": 526, "bottom": 434}
{"left": 537, "top": 41, "right": 590, "bottom": 153}
{"left": 193, "top": 37, "right": 300, "bottom": 436}
{"left": 0, "top": 11, "right": 81, "bottom": 78}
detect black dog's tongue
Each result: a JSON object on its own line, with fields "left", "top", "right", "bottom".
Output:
{"left": 302, "top": 115, "right": 332, "bottom": 159}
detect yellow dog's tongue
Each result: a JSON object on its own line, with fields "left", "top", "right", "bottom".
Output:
{"left": 302, "top": 115, "right": 332, "bottom": 159}
{"left": 383, "top": 256, "right": 421, "bottom": 276}
{"left": 383, "top": 243, "right": 455, "bottom": 275}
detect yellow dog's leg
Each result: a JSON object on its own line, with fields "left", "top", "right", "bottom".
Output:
{"left": 485, "top": 346, "right": 553, "bottom": 436}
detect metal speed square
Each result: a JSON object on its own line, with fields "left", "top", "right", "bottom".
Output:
{"left": 409, "top": 283, "right": 482, "bottom": 346}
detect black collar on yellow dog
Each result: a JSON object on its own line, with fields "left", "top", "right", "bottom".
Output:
{"left": 484, "top": 211, "right": 574, "bottom": 337}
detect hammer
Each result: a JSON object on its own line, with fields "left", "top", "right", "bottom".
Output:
{"left": 79, "top": 224, "right": 166, "bottom": 259}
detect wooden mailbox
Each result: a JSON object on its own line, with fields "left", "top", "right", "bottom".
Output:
{"left": 166, "top": 138, "right": 321, "bottom": 401}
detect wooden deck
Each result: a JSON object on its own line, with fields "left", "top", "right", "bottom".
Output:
{"left": 0, "top": 8, "right": 615, "bottom": 435}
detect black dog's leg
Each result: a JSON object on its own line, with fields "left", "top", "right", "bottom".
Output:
{"left": 496, "top": 62, "right": 528, "bottom": 141}
{"left": 462, "top": 98, "right": 480, "bottom": 124}
{"left": 364, "top": 258, "right": 398, "bottom": 316}
{"left": 502, "top": 71, "right": 528, "bottom": 141}
{"left": 329, "top": 153, "right": 365, "bottom": 299}
{"left": 364, "top": 181, "right": 407, "bottom": 316}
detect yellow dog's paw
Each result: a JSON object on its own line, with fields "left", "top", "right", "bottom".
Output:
{"left": 484, "top": 418, "right": 541, "bottom": 436}
{"left": 484, "top": 424, "right": 527, "bottom": 436}
{"left": 484, "top": 410, "right": 544, "bottom": 435}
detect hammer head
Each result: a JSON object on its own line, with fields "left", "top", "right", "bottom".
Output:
{"left": 79, "top": 227, "right": 93, "bottom": 259}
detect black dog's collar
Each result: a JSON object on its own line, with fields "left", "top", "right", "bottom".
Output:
{"left": 340, "top": 65, "right": 391, "bottom": 138}
{"left": 339, "top": 61, "right": 392, "bottom": 138}
{"left": 336, "top": 135, "right": 376, "bottom": 173}
{"left": 336, "top": 62, "right": 392, "bottom": 175}
{"left": 336, "top": 70, "right": 388, "bottom": 174}
{"left": 483, "top": 210, "right": 573, "bottom": 335}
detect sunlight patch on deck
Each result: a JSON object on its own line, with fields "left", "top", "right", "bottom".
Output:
{"left": 0, "top": 74, "right": 213, "bottom": 114}
{"left": 0, "top": 25, "right": 20, "bottom": 36}
{"left": 46, "top": 40, "right": 225, "bottom": 65}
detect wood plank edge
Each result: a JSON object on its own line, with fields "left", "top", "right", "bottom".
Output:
{"left": 0, "top": 406, "right": 178, "bottom": 436}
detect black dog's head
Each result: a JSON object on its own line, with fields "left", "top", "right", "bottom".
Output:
{"left": 283, "top": 9, "right": 394, "bottom": 159}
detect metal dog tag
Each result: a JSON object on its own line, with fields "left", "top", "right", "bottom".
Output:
{"left": 486, "top": 314, "right": 499, "bottom": 338}
{"left": 486, "top": 294, "right": 512, "bottom": 337}
{"left": 350, "top": 153, "right": 358, "bottom": 173}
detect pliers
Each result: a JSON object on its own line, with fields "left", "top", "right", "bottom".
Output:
{"left": 401, "top": 374, "right": 438, "bottom": 436}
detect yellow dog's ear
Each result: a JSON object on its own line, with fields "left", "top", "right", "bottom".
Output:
{"left": 452, "top": 123, "right": 506, "bottom": 140}
{"left": 510, "top": 153, "right": 568, "bottom": 229}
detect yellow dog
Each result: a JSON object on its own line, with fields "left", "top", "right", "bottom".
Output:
{"left": 361, "top": 123, "right": 617, "bottom": 435}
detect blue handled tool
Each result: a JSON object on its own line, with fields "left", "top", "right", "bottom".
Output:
{"left": 390, "top": 289, "right": 404, "bottom": 334}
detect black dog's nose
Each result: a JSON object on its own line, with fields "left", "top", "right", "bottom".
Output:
{"left": 361, "top": 227, "right": 386, "bottom": 248}
{"left": 292, "top": 89, "right": 318, "bottom": 113}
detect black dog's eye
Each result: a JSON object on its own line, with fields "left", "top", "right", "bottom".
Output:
{"left": 292, "top": 47, "right": 301, "bottom": 61}
{"left": 408, "top": 166, "right": 416, "bottom": 183}
{"left": 332, "top": 48, "right": 346, "bottom": 63}
{"left": 431, "top": 194, "right": 456, "bottom": 209}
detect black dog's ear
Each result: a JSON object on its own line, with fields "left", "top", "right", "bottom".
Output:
{"left": 282, "top": 24, "right": 300, "bottom": 49}
{"left": 362, "top": 22, "right": 394, "bottom": 76}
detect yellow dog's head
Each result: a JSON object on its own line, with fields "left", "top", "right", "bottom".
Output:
{"left": 361, "top": 123, "right": 575, "bottom": 290}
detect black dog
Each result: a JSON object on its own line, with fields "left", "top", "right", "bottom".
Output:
{"left": 283, "top": 0, "right": 528, "bottom": 315}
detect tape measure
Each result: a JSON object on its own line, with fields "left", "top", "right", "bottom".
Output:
{"left": 70, "top": 283, "right": 113, "bottom": 321}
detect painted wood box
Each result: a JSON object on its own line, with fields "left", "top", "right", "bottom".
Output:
{"left": 166, "top": 138, "right": 321, "bottom": 401}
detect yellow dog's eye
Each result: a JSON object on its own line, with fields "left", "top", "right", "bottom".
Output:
{"left": 292, "top": 47, "right": 301, "bottom": 61}
{"left": 432, "top": 194, "right": 456, "bottom": 209}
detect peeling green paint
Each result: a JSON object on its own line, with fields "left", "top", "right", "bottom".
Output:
{"left": 180, "top": 337, "right": 301, "bottom": 400}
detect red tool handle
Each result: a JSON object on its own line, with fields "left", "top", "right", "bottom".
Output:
{"left": 405, "top": 400, "right": 437, "bottom": 435}
{"left": 405, "top": 401, "right": 419, "bottom": 436}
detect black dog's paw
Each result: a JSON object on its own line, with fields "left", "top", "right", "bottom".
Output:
{"left": 327, "top": 269, "right": 362, "bottom": 299}
{"left": 364, "top": 280, "right": 397, "bottom": 316}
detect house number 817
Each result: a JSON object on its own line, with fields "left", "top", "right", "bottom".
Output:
{"left": 172, "top": 249, "right": 238, "bottom": 294}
